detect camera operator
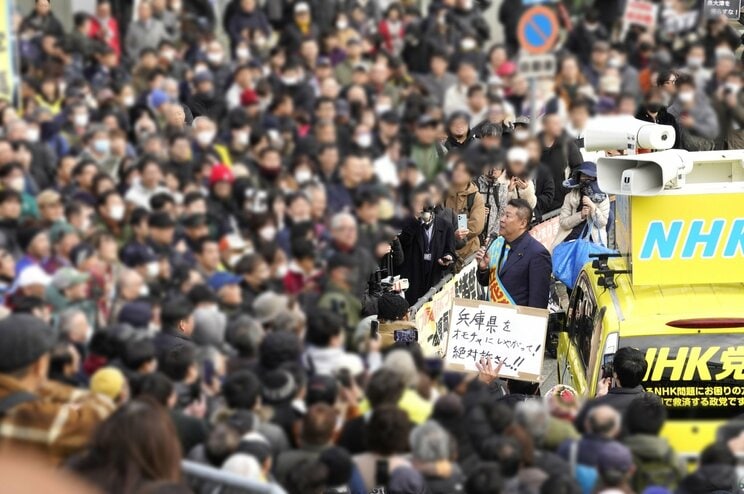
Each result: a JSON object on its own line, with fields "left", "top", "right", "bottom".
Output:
{"left": 375, "top": 292, "right": 418, "bottom": 352}
{"left": 476, "top": 150, "right": 507, "bottom": 245}
{"left": 398, "top": 185, "right": 456, "bottom": 304}
{"left": 551, "top": 162, "right": 610, "bottom": 251}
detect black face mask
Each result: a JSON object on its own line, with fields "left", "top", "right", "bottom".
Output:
{"left": 646, "top": 102, "right": 662, "bottom": 113}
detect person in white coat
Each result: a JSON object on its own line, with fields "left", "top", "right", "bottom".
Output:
{"left": 551, "top": 161, "right": 609, "bottom": 252}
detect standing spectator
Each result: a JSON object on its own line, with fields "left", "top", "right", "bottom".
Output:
{"left": 444, "top": 159, "right": 485, "bottom": 263}
{"left": 667, "top": 74, "right": 719, "bottom": 151}
{"left": 125, "top": 0, "right": 170, "bottom": 59}
{"left": 410, "top": 420, "right": 467, "bottom": 494}
{"left": 226, "top": 0, "right": 272, "bottom": 53}
{"left": 564, "top": 8, "right": 608, "bottom": 67}
{"left": 713, "top": 71, "right": 744, "bottom": 150}
{"left": 0, "top": 314, "right": 114, "bottom": 464}
{"left": 540, "top": 113, "right": 584, "bottom": 211}
{"left": 281, "top": 3, "right": 320, "bottom": 56}
{"left": 595, "top": 442, "right": 637, "bottom": 494}
{"left": 409, "top": 115, "right": 445, "bottom": 181}
{"left": 574, "top": 347, "right": 648, "bottom": 433}
{"left": 20, "top": 0, "right": 65, "bottom": 38}
{"left": 635, "top": 87, "right": 681, "bottom": 149}
{"left": 153, "top": 295, "right": 195, "bottom": 356}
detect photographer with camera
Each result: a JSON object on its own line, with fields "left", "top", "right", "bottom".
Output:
{"left": 497, "top": 146, "right": 537, "bottom": 210}
{"left": 398, "top": 185, "right": 456, "bottom": 305}
{"left": 551, "top": 162, "right": 610, "bottom": 251}
{"left": 476, "top": 151, "right": 507, "bottom": 245}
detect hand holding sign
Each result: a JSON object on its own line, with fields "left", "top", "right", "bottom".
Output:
{"left": 476, "top": 357, "right": 505, "bottom": 385}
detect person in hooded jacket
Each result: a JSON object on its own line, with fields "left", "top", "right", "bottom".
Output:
{"left": 676, "top": 442, "right": 738, "bottom": 494}
{"left": 444, "top": 159, "right": 485, "bottom": 265}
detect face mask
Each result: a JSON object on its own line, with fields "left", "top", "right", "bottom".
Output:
{"left": 282, "top": 76, "right": 300, "bottom": 86}
{"left": 109, "top": 204, "right": 125, "bottom": 221}
{"left": 171, "top": 1, "right": 182, "bottom": 11}
{"left": 236, "top": 47, "right": 250, "bottom": 60}
{"left": 74, "top": 114, "right": 89, "bottom": 127}
{"left": 255, "top": 36, "right": 267, "bottom": 48}
{"left": 93, "top": 139, "right": 110, "bottom": 154}
{"left": 123, "top": 95, "right": 136, "bottom": 107}
{"left": 229, "top": 254, "right": 243, "bottom": 268}
{"left": 678, "top": 91, "right": 694, "bottom": 104}
{"left": 514, "top": 130, "right": 529, "bottom": 141}
{"left": 687, "top": 56, "right": 704, "bottom": 69}
{"left": 294, "top": 169, "right": 313, "bottom": 183}
{"left": 9, "top": 177, "right": 24, "bottom": 192}
{"left": 80, "top": 216, "right": 91, "bottom": 232}
{"left": 276, "top": 264, "right": 289, "bottom": 279}
{"left": 336, "top": 19, "right": 348, "bottom": 30}
{"left": 234, "top": 131, "right": 249, "bottom": 146}
{"left": 146, "top": 261, "right": 160, "bottom": 278}
{"left": 375, "top": 104, "right": 392, "bottom": 115}
{"left": 725, "top": 83, "right": 741, "bottom": 94}
{"left": 355, "top": 133, "right": 372, "bottom": 148}
{"left": 161, "top": 50, "right": 175, "bottom": 62}
{"left": 607, "top": 57, "right": 622, "bottom": 69}
{"left": 461, "top": 38, "right": 476, "bottom": 51}
{"left": 259, "top": 226, "right": 277, "bottom": 241}
{"left": 26, "top": 128, "right": 40, "bottom": 143}
{"left": 207, "top": 52, "right": 224, "bottom": 65}
{"left": 585, "top": 22, "right": 599, "bottom": 32}
{"left": 196, "top": 131, "right": 215, "bottom": 146}
{"left": 194, "top": 65, "right": 209, "bottom": 75}
{"left": 139, "top": 284, "right": 150, "bottom": 297}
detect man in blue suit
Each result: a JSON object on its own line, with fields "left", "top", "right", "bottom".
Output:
{"left": 476, "top": 199, "right": 552, "bottom": 309}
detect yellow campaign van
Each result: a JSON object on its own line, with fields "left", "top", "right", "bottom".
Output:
{"left": 557, "top": 147, "right": 744, "bottom": 455}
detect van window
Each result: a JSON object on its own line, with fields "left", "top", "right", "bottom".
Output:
{"left": 622, "top": 334, "right": 744, "bottom": 420}
{"left": 566, "top": 274, "right": 598, "bottom": 367}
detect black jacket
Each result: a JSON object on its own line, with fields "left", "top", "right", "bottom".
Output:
{"left": 153, "top": 329, "right": 194, "bottom": 358}
{"left": 573, "top": 385, "right": 646, "bottom": 434}
{"left": 540, "top": 133, "right": 583, "bottom": 211}
{"left": 532, "top": 163, "right": 556, "bottom": 218}
{"left": 398, "top": 215, "right": 456, "bottom": 305}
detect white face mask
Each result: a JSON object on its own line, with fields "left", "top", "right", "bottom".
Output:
{"left": 275, "top": 264, "right": 289, "bottom": 278}
{"left": 207, "top": 52, "right": 224, "bottom": 65}
{"left": 236, "top": 47, "right": 250, "bottom": 60}
{"left": 139, "top": 284, "right": 150, "bottom": 297}
{"left": 146, "top": 261, "right": 160, "bottom": 278}
{"left": 122, "top": 95, "right": 136, "bottom": 107}
{"left": 336, "top": 19, "right": 348, "bottom": 30}
{"left": 80, "top": 216, "right": 91, "bottom": 232}
{"left": 109, "top": 204, "right": 125, "bottom": 221}
{"left": 282, "top": 76, "right": 300, "bottom": 86}
{"left": 74, "top": 113, "right": 89, "bottom": 127}
{"left": 26, "top": 128, "right": 40, "bottom": 143}
{"left": 375, "top": 104, "right": 392, "bottom": 115}
{"left": 235, "top": 131, "right": 249, "bottom": 146}
{"left": 196, "top": 131, "right": 215, "bottom": 146}
{"left": 161, "top": 50, "right": 175, "bottom": 62}
{"left": 687, "top": 56, "right": 704, "bottom": 69}
{"left": 355, "top": 133, "right": 372, "bottom": 148}
{"left": 229, "top": 254, "right": 243, "bottom": 268}
{"left": 678, "top": 91, "right": 695, "bottom": 104}
{"left": 514, "top": 129, "right": 530, "bottom": 141}
{"left": 725, "top": 83, "right": 741, "bottom": 94}
{"left": 259, "top": 226, "right": 277, "bottom": 241}
{"left": 9, "top": 177, "right": 24, "bottom": 192}
{"left": 294, "top": 169, "right": 313, "bottom": 183}
{"left": 461, "top": 38, "right": 476, "bottom": 51}
{"left": 194, "top": 65, "right": 209, "bottom": 75}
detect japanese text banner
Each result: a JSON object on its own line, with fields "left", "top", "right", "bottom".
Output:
{"left": 0, "top": 0, "right": 16, "bottom": 102}
{"left": 445, "top": 298, "right": 549, "bottom": 382}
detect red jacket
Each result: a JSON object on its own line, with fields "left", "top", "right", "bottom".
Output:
{"left": 89, "top": 17, "right": 121, "bottom": 57}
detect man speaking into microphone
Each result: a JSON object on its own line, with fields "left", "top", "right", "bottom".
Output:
{"left": 476, "top": 199, "right": 552, "bottom": 309}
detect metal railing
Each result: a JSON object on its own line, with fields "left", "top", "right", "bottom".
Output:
{"left": 182, "top": 460, "right": 274, "bottom": 494}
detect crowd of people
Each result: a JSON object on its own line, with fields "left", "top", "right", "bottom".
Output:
{"left": 1, "top": 0, "right": 744, "bottom": 493}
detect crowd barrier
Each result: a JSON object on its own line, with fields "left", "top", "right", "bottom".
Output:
{"left": 182, "top": 460, "right": 274, "bottom": 494}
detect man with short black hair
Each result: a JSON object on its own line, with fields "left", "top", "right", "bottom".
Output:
{"left": 574, "top": 346, "right": 648, "bottom": 433}
{"left": 153, "top": 295, "right": 195, "bottom": 356}
{"left": 302, "top": 309, "right": 347, "bottom": 375}
{"left": 477, "top": 199, "right": 551, "bottom": 308}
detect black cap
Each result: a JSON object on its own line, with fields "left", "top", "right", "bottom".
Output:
{"left": 416, "top": 114, "right": 438, "bottom": 127}
{"left": 0, "top": 314, "right": 56, "bottom": 372}
{"left": 306, "top": 374, "right": 339, "bottom": 406}
{"left": 148, "top": 212, "right": 176, "bottom": 229}
{"left": 120, "top": 244, "right": 158, "bottom": 268}
{"left": 380, "top": 110, "right": 401, "bottom": 124}
{"left": 377, "top": 292, "right": 410, "bottom": 321}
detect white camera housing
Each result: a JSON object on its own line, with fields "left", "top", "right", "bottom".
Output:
{"left": 583, "top": 117, "right": 676, "bottom": 152}
{"left": 597, "top": 149, "right": 694, "bottom": 196}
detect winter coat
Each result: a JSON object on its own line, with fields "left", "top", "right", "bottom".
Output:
{"left": 444, "top": 181, "right": 486, "bottom": 261}
{"left": 540, "top": 133, "right": 584, "bottom": 211}
{"left": 476, "top": 175, "right": 508, "bottom": 242}
{"left": 667, "top": 98, "right": 720, "bottom": 151}
{"left": 714, "top": 89, "right": 744, "bottom": 150}
{"left": 497, "top": 173, "right": 537, "bottom": 209}
{"left": 551, "top": 188, "right": 610, "bottom": 251}
{"left": 635, "top": 107, "right": 682, "bottom": 149}
{"left": 622, "top": 434, "right": 686, "bottom": 493}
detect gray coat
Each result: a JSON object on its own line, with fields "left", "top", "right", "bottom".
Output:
{"left": 125, "top": 18, "right": 170, "bottom": 58}
{"left": 667, "top": 94, "right": 720, "bottom": 150}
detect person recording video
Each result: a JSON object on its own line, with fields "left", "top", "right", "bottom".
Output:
{"left": 551, "top": 161, "right": 610, "bottom": 251}
{"left": 497, "top": 146, "right": 537, "bottom": 210}
{"left": 398, "top": 185, "right": 456, "bottom": 304}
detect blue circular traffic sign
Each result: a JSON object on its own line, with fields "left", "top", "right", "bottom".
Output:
{"left": 517, "top": 6, "right": 559, "bottom": 55}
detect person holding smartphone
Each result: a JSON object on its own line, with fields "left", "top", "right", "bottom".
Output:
{"left": 497, "top": 147, "right": 537, "bottom": 211}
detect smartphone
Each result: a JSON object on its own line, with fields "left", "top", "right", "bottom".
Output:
{"left": 457, "top": 214, "right": 468, "bottom": 230}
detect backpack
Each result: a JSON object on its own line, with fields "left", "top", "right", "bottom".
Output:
{"left": 631, "top": 449, "right": 683, "bottom": 492}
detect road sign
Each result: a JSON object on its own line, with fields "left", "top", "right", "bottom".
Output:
{"left": 518, "top": 53, "right": 557, "bottom": 79}
{"left": 517, "top": 6, "right": 560, "bottom": 55}
{"left": 703, "top": 0, "right": 743, "bottom": 19}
